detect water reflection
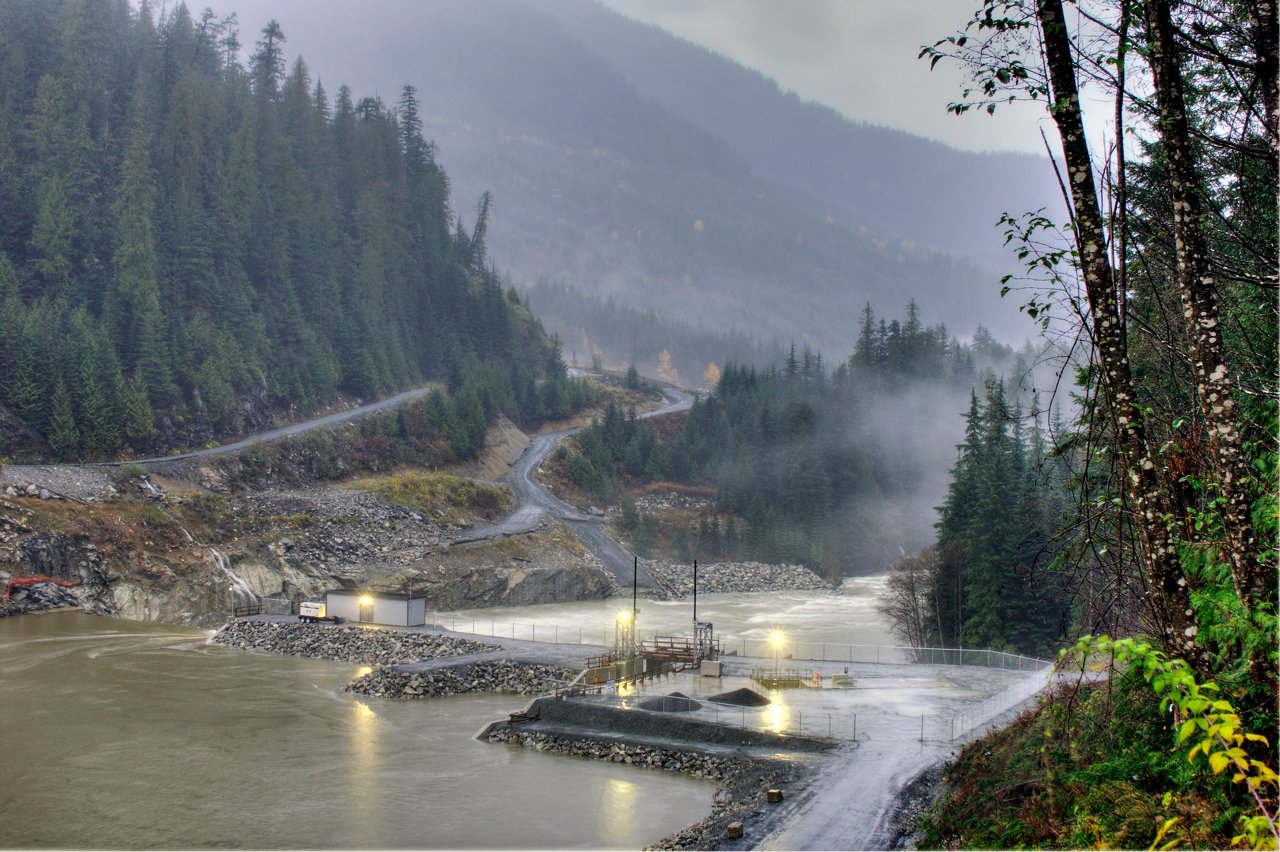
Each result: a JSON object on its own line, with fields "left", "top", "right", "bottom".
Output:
{"left": 351, "top": 699, "right": 381, "bottom": 840}
{"left": 2, "top": 613, "right": 713, "bottom": 850}
{"left": 765, "top": 701, "right": 791, "bottom": 734}
{"left": 593, "top": 778, "right": 639, "bottom": 839}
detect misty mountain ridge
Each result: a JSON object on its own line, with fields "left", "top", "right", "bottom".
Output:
{"left": 230, "top": 0, "right": 1057, "bottom": 357}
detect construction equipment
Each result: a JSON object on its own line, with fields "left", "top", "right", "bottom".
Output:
{"left": 4, "top": 575, "right": 80, "bottom": 599}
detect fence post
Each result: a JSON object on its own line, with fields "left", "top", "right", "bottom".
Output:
{"left": 920, "top": 714, "right": 925, "bottom": 741}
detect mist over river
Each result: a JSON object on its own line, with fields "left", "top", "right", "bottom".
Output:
{"left": 1, "top": 579, "right": 891, "bottom": 848}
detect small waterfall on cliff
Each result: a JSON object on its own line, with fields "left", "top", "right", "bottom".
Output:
{"left": 210, "top": 548, "right": 257, "bottom": 606}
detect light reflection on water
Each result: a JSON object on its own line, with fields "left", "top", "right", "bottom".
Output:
{"left": 765, "top": 701, "right": 791, "bottom": 734}
{"left": 442, "top": 578, "right": 894, "bottom": 651}
{"left": 1, "top": 612, "right": 713, "bottom": 850}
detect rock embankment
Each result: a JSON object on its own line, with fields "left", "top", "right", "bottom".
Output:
{"left": 347, "top": 661, "right": 578, "bottom": 698}
{"left": 488, "top": 727, "right": 748, "bottom": 778}
{"left": 487, "top": 726, "right": 804, "bottom": 850}
{"left": 644, "top": 560, "right": 831, "bottom": 599}
{"left": 211, "top": 620, "right": 499, "bottom": 664}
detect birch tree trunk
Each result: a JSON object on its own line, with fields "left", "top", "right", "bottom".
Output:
{"left": 1143, "top": 0, "right": 1266, "bottom": 607}
{"left": 1035, "top": 0, "right": 1204, "bottom": 664}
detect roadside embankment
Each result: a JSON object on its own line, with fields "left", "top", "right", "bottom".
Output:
{"left": 347, "top": 660, "right": 578, "bottom": 698}
{"left": 211, "top": 620, "right": 500, "bottom": 663}
{"left": 643, "top": 560, "right": 831, "bottom": 599}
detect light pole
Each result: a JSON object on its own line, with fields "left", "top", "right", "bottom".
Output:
{"left": 770, "top": 630, "right": 784, "bottom": 680}
{"left": 615, "top": 609, "right": 635, "bottom": 660}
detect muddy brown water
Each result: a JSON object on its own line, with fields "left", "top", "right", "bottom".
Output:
{"left": 0, "top": 612, "right": 713, "bottom": 849}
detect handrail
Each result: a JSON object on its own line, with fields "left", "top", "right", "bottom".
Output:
{"left": 430, "top": 610, "right": 1052, "bottom": 672}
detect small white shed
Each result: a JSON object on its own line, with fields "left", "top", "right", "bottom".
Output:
{"left": 324, "top": 589, "right": 428, "bottom": 627}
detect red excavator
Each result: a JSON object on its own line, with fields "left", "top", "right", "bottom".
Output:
{"left": 4, "top": 575, "right": 81, "bottom": 599}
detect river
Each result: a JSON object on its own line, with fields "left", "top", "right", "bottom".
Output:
{"left": 1, "top": 578, "right": 895, "bottom": 849}
{"left": 0, "top": 613, "right": 711, "bottom": 849}
{"left": 437, "top": 575, "right": 901, "bottom": 660}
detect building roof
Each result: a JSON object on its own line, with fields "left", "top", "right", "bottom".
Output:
{"left": 323, "top": 589, "right": 430, "bottom": 601}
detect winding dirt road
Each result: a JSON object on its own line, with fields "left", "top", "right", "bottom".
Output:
{"left": 456, "top": 386, "right": 694, "bottom": 586}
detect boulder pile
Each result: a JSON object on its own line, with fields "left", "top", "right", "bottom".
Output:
{"left": 644, "top": 560, "right": 831, "bottom": 599}
{"left": 347, "top": 661, "right": 578, "bottom": 698}
{"left": 211, "top": 620, "right": 499, "bottom": 663}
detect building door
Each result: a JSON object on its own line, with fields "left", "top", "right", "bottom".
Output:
{"left": 359, "top": 601, "right": 375, "bottom": 623}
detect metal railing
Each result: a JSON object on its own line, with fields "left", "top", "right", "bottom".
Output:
{"left": 229, "top": 597, "right": 295, "bottom": 618}
{"left": 919, "top": 664, "right": 1055, "bottom": 741}
{"left": 429, "top": 610, "right": 1051, "bottom": 673}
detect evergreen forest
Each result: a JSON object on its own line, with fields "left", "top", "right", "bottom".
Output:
{"left": 561, "top": 303, "right": 1038, "bottom": 578}
{"left": 0, "top": 0, "right": 582, "bottom": 460}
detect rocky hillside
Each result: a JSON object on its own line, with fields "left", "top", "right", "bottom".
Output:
{"left": 0, "top": 415, "right": 616, "bottom": 627}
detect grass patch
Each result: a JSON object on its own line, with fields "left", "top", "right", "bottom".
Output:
{"left": 354, "top": 470, "right": 513, "bottom": 524}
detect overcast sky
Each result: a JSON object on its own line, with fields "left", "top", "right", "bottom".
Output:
{"left": 597, "top": 0, "right": 1051, "bottom": 155}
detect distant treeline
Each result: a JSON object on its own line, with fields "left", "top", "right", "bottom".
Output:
{"left": 562, "top": 302, "right": 1033, "bottom": 577}
{"left": 0, "top": 2, "right": 576, "bottom": 459}
{"left": 526, "top": 279, "right": 786, "bottom": 385}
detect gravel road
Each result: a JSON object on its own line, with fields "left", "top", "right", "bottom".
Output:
{"left": 456, "top": 387, "right": 694, "bottom": 586}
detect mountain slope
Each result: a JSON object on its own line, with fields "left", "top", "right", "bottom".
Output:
{"left": 0, "top": 0, "right": 569, "bottom": 460}
{"left": 231, "top": 0, "right": 1042, "bottom": 353}
{"left": 542, "top": 0, "right": 1059, "bottom": 263}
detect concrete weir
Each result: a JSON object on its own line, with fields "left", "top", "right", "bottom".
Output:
{"left": 477, "top": 694, "right": 839, "bottom": 752}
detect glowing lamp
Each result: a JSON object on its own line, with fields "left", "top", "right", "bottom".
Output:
{"left": 359, "top": 595, "right": 374, "bottom": 606}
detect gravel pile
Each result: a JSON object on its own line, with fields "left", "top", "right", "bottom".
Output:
{"left": 709, "top": 687, "right": 771, "bottom": 707}
{"left": 636, "top": 691, "right": 702, "bottom": 713}
{"left": 211, "top": 620, "right": 499, "bottom": 663}
{"left": 347, "top": 661, "right": 578, "bottom": 698}
{"left": 644, "top": 560, "right": 831, "bottom": 599}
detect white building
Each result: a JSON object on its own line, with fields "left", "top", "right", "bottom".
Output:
{"left": 323, "top": 589, "right": 428, "bottom": 627}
